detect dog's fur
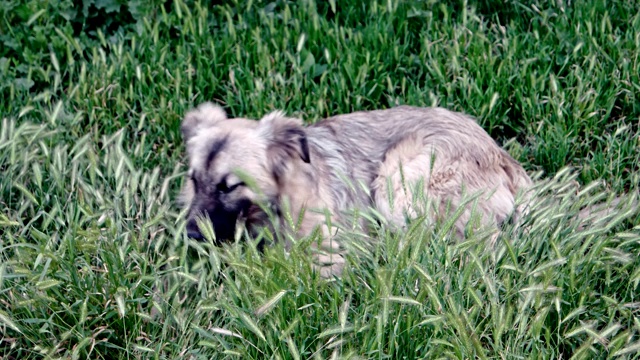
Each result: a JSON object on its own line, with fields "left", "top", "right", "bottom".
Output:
{"left": 179, "top": 103, "right": 533, "bottom": 276}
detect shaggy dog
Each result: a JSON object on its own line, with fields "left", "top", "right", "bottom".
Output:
{"left": 179, "top": 103, "right": 533, "bottom": 276}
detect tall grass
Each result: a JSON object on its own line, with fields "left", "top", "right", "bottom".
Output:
{"left": 1, "top": 0, "right": 640, "bottom": 358}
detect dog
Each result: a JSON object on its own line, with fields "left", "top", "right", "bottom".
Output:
{"left": 178, "top": 103, "right": 534, "bottom": 277}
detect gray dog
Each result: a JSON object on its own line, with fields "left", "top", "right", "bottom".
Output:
{"left": 179, "top": 103, "right": 533, "bottom": 276}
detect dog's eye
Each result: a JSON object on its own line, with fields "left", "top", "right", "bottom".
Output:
{"left": 215, "top": 181, "right": 230, "bottom": 193}
{"left": 215, "top": 180, "right": 245, "bottom": 194}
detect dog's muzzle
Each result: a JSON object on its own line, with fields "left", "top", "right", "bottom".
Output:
{"left": 186, "top": 199, "right": 253, "bottom": 243}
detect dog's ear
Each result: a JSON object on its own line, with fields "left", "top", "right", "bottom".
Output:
{"left": 258, "top": 111, "right": 311, "bottom": 179}
{"left": 181, "top": 102, "right": 227, "bottom": 141}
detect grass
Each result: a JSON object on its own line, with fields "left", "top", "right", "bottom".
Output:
{"left": 1, "top": 0, "right": 640, "bottom": 358}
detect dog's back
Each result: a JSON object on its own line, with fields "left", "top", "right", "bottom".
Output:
{"left": 308, "top": 106, "right": 533, "bottom": 236}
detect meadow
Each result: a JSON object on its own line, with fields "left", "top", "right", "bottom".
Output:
{"left": 1, "top": 0, "right": 640, "bottom": 358}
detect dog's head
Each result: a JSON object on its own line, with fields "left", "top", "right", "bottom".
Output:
{"left": 179, "top": 102, "right": 310, "bottom": 243}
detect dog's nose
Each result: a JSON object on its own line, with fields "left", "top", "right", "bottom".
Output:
{"left": 186, "top": 220, "right": 204, "bottom": 241}
{"left": 187, "top": 228, "right": 204, "bottom": 241}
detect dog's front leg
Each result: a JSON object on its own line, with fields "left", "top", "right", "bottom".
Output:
{"left": 307, "top": 214, "right": 345, "bottom": 279}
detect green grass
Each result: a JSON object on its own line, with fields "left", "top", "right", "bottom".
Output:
{"left": 1, "top": 0, "right": 640, "bottom": 358}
